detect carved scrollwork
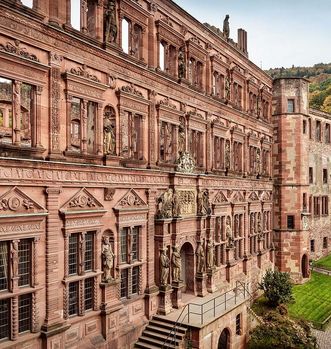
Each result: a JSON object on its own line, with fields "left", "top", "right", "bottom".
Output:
{"left": 67, "top": 64, "right": 100, "bottom": 82}
{"left": 176, "top": 151, "right": 195, "bottom": 173}
{"left": 0, "top": 40, "right": 39, "bottom": 62}
{"left": 159, "top": 97, "right": 176, "bottom": 109}
{"left": 120, "top": 83, "right": 143, "bottom": 97}
{"left": 68, "top": 195, "right": 96, "bottom": 208}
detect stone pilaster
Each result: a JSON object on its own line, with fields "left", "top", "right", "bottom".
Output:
{"left": 41, "top": 187, "right": 69, "bottom": 341}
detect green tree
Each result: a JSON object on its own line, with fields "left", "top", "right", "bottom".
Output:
{"left": 259, "top": 269, "right": 294, "bottom": 307}
{"left": 322, "top": 95, "right": 331, "bottom": 113}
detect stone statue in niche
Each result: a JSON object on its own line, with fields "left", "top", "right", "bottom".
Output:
{"left": 11, "top": 240, "right": 19, "bottom": 278}
{"left": 225, "top": 140, "right": 230, "bottom": 169}
{"left": 103, "top": 107, "right": 116, "bottom": 155}
{"left": 226, "top": 216, "right": 234, "bottom": 248}
{"left": 171, "top": 246, "right": 182, "bottom": 282}
{"left": 176, "top": 152, "right": 195, "bottom": 173}
{"left": 104, "top": 0, "right": 117, "bottom": 43}
{"left": 250, "top": 214, "right": 255, "bottom": 235}
{"left": 178, "top": 122, "right": 186, "bottom": 156}
{"left": 157, "top": 189, "right": 173, "bottom": 219}
{"left": 197, "top": 189, "right": 210, "bottom": 216}
{"left": 160, "top": 247, "right": 170, "bottom": 286}
{"left": 178, "top": 49, "right": 186, "bottom": 79}
{"left": 223, "top": 14, "right": 230, "bottom": 40}
{"left": 206, "top": 239, "right": 215, "bottom": 269}
{"left": 196, "top": 241, "right": 205, "bottom": 273}
{"left": 256, "top": 148, "right": 261, "bottom": 175}
{"left": 102, "top": 236, "right": 114, "bottom": 282}
{"left": 257, "top": 215, "right": 264, "bottom": 240}
{"left": 172, "top": 191, "right": 180, "bottom": 217}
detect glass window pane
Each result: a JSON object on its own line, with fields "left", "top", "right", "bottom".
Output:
{"left": 287, "top": 99, "right": 294, "bottom": 113}
{"left": 120, "top": 228, "right": 128, "bottom": 263}
{"left": 69, "top": 234, "right": 78, "bottom": 275}
{"left": 0, "top": 242, "right": 8, "bottom": 291}
{"left": 18, "top": 294, "right": 31, "bottom": 333}
{"left": 84, "top": 277, "right": 94, "bottom": 311}
{"left": 132, "top": 266, "right": 139, "bottom": 295}
{"left": 68, "top": 282, "right": 79, "bottom": 316}
{"left": 131, "top": 227, "right": 139, "bottom": 261}
{"left": 85, "top": 232, "right": 94, "bottom": 272}
{"left": 120, "top": 269, "right": 128, "bottom": 298}
{"left": 18, "top": 239, "right": 31, "bottom": 287}
{"left": 0, "top": 299, "right": 9, "bottom": 339}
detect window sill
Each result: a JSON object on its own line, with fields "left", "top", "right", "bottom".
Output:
{"left": 63, "top": 271, "right": 101, "bottom": 284}
{"left": 0, "top": 143, "right": 45, "bottom": 159}
{"left": 120, "top": 157, "right": 147, "bottom": 169}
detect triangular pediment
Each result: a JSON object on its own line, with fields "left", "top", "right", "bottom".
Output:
{"left": 260, "top": 191, "right": 271, "bottom": 202}
{"left": 230, "top": 191, "right": 245, "bottom": 203}
{"left": 114, "top": 189, "right": 147, "bottom": 210}
{"left": 248, "top": 191, "right": 259, "bottom": 202}
{"left": 213, "top": 190, "right": 228, "bottom": 204}
{"left": 0, "top": 186, "right": 47, "bottom": 216}
{"left": 60, "top": 188, "right": 104, "bottom": 213}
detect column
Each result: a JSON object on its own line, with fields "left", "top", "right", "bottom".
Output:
{"left": 49, "top": 0, "right": 66, "bottom": 27}
{"left": 95, "top": 0, "right": 104, "bottom": 41}
{"left": 49, "top": 52, "right": 63, "bottom": 157}
{"left": 12, "top": 80, "right": 21, "bottom": 146}
{"left": 42, "top": 187, "right": 64, "bottom": 329}
{"left": 11, "top": 296, "right": 18, "bottom": 340}
{"left": 81, "top": 99, "right": 88, "bottom": 154}
{"left": 140, "top": 114, "right": 147, "bottom": 161}
{"left": 81, "top": 0, "right": 88, "bottom": 33}
{"left": 33, "top": 86, "right": 43, "bottom": 148}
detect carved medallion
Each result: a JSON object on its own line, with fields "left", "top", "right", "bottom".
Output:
{"left": 176, "top": 152, "right": 195, "bottom": 173}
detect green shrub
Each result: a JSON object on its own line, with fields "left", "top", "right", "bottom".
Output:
{"left": 259, "top": 269, "right": 294, "bottom": 307}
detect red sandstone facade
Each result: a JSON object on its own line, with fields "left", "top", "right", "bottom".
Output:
{"left": 273, "top": 78, "right": 331, "bottom": 282}
{"left": 0, "top": 0, "right": 275, "bottom": 348}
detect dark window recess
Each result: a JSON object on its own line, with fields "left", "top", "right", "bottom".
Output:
{"left": 18, "top": 239, "right": 31, "bottom": 287}
{"left": 287, "top": 99, "right": 294, "bottom": 113}
{"left": 120, "top": 228, "right": 128, "bottom": 263}
{"left": 323, "top": 169, "right": 328, "bottom": 184}
{"left": 323, "top": 237, "right": 328, "bottom": 249}
{"left": 236, "top": 313, "right": 241, "bottom": 335}
{"left": 287, "top": 215, "right": 295, "bottom": 229}
{"left": 132, "top": 266, "right": 139, "bottom": 295}
{"left": 18, "top": 294, "right": 31, "bottom": 333}
{"left": 69, "top": 234, "right": 79, "bottom": 275}
{"left": 68, "top": 282, "right": 79, "bottom": 316}
{"left": 120, "top": 269, "right": 128, "bottom": 298}
{"left": 84, "top": 277, "right": 94, "bottom": 311}
{"left": 84, "top": 232, "right": 94, "bottom": 271}
{"left": 325, "top": 124, "right": 330, "bottom": 143}
{"left": 316, "top": 120, "right": 321, "bottom": 141}
{"left": 303, "top": 120, "right": 307, "bottom": 134}
{"left": 0, "top": 299, "right": 9, "bottom": 340}
{"left": 0, "top": 242, "right": 8, "bottom": 291}
{"left": 310, "top": 239, "right": 315, "bottom": 252}
{"left": 309, "top": 167, "right": 313, "bottom": 184}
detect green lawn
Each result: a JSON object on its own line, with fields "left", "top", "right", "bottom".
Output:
{"left": 288, "top": 271, "right": 331, "bottom": 328}
{"left": 314, "top": 254, "right": 331, "bottom": 271}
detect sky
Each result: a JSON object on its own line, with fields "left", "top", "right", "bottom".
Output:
{"left": 174, "top": 0, "right": 331, "bottom": 69}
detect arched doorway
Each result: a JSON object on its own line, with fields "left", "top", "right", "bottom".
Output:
{"left": 301, "top": 254, "right": 309, "bottom": 278}
{"left": 180, "top": 242, "right": 194, "bottom": 293}
{"left": 218, "top": 328, "right": 230, "bottom": 349}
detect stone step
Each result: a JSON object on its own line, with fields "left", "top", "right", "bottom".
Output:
{"left": 146, "top": 325, "right": 185, "bottom": 339}
{"left": 135, "top": 341, "right": 165, "bottom": 349}
{"left": 138, "top": 335, "right": 177, "bottom": 348}
{"left": 142, "top": 330, "right": 182, "bottom": 345}
{"left": 151, "top": 317, "right": 188, "bottom": 332}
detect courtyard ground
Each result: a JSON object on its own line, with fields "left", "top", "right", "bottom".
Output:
{"left": 314, "top": 254, "right": 331, "bottom": 271}
{"left": 288, "top": 271, "right": 331, "bottom": 329}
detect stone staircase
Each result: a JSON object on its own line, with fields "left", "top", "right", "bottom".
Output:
{"left": 134, "top": 316, "right": 189, "bottom": 349}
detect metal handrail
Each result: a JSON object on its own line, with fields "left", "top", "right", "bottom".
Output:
{"left": 161, "top": 304, "right": 189, "bottom": 349}
{"left": 161, "top": 282, "right": 251, "bottom": 347}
